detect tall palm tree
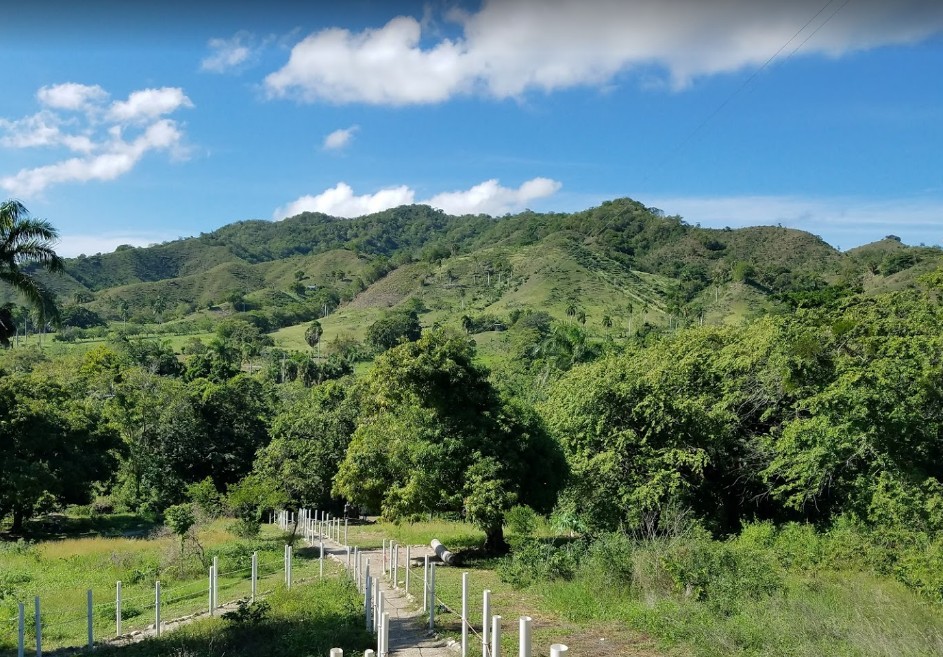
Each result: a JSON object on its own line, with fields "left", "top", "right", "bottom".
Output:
{"left": 0, "top": 200, "right": 64, "bottom": 344}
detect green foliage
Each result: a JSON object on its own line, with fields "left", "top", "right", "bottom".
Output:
{"left": 186, "top": 477, "right": 222, "bottom": 518}
{"left": 365, "top": 308, "right": 421, "bottom": 352}
{"left": 164, "top": 503, "right": 196, "bottom": 537}
{"left": 505, "top": 504, "right": 539, "bottom": 536}
{"left": 497, "top": 538, "right": 583, "bottom": 587}
{"left": 222, "top": 599, "right": 270, "bottom": 624}
{"left": 334, "top": 329, "right": 567, "bottom": 550}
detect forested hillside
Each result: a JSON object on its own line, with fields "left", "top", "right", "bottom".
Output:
{"left": 3, "top": 197, "right": 943, "bottom": 656}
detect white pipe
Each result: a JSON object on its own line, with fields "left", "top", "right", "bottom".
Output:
{"left": 519, "top": 616, "right": 532, "bottom": 657}
{"left": 491, "top": 615, "right": 502, "bottom": 657}
{"left": 550, "top": 645, "right": 568, "bottom": 657}
{"left": 461, "top": 573, "right": 469, "bottom": 657}
{"left": 483, "top": 590, "right": 491, "bottom": 657}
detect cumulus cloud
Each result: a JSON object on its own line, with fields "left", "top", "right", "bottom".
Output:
{"left": 0, "top": 82, "right": 193, "bottom": 197}
{"left": 37, "top": 83, "right": 108, "bottom": 111}
{"left": 323, "top": 125, "right": 359, "bottom": 150}
{"left": 2, "top": 120, "right": 184, "bottom": 196}
{"left": 426, "top": 177, "right": 562, "bottom": 215}
{"left": 274, "top": 182, "right": 415, "bottom": 219}
{"left": 265, "top": 0, "right": 943, "bottom": 104}
{"left": 201, "top": 31, "right": 257, "bottom": 73}
{"left": 273, "top": 177, "right": 562, "bottom": 220}
{"left": 107, "top": 88, "right": 193, "bottom": 123}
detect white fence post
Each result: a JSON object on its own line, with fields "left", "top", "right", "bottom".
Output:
{"left": 550, "top": 645, "right": 568, "bottom": 657}
{"left": 344, "top": 518, "right": 348, "bottom": 545}
{"left": 213, "top": 555, "right": 219, "bottom": 608}
{"left": 155, "top": 581, "right": 161, "bottom": 638}
{"left": 372, "top": 577, "right": 380, "bottom": 633}
{"left": 405, "top": 546, "right": 411, "bottom": 594}
{"left": 364, "top": 565, "right": 372, "bottom": 630}
{"left": 482, "top": 590, "right": 491, "bottom": 657}
{"left": 320, "top": 541, "right": 325, "bottom": 578}
{"left": 381, "top": 611, "right": 390, "bottom": 657}
{"left": 378, "top": 592, "right": 385, "bottom": 654}
{"left": 519, "top": 616, "right": 532, "bottom": 657}
{"left": 364, "top": 651, "right": 375, "bottom": 657}
{"left": 209, "top": 565, "right": 215, "bottom": 615}
{"left": 116, "top": 581, "right": 122, "bottom": 637}
{"left": 251, "top": 551, "right": 258, "bottom": 602}
{"left": 34, "top": 595, "right": 41, "bottom": 657}
{"left": 17, "top": 601, "right": 24, "bottom": 657}
{"left": 347, "top": 545, "right": 351, "bottom": 567}
{"left": 428, "top": 563, "right": 436, "bottom": 629}
{"left": 86, "top": 589, "right": 93, "bottom": 649}
{"left": 393, "top": 544, "right": 399, "bottom": 588}
{"left": 491, "top": 616, "right": 502, "bottom": 657}
{"left": 422, "top": 555, "right": 429, "bottom": 612}
{"left": 461, "top": 572, "right": 469, "bottom": 657}
{"left": 330, "top": 649, "right": 343, "bottom": 657}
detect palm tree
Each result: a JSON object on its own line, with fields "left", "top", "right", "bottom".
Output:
{"left": 0, "top": 201, "right": 63, "bottom": 345}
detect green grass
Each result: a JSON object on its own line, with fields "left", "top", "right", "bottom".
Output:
{"left": 79, "top": 574, "right": 373, "bottom": 657}
{"left": 0, "top": 519, "right": 346, "bottom": 654}
{"left": 345, "top": 519, "right": 943, "bottom": 657}
{"left": 345, "top": 519, "right": 485, "bottom": 551}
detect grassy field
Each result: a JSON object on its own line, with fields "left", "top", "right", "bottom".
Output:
{"left": 0, "top": 519, "right": 345, "bottom": 654}
{"left": 348, "top": 519, "right": 943, "bottom": 657}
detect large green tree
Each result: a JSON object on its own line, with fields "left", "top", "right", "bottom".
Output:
{"left": 334, "top": 329, "right": 567, "bottom": 551}
{"left": 0, "top": 201, "right": 65, "bottom": 346}
{"left": 0, "top": 372, "right": 119, "bottom": 531}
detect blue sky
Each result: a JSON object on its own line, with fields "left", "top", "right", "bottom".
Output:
{"left": 1, "top": 0, "right": 942, "bottom": 256}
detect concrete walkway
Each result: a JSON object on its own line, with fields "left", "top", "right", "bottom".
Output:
{"left": 320, "top": 536, "right": 452, "bottom": 657}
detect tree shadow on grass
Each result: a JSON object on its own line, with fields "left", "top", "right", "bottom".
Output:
{"left": 1, "top": 513, "right": 160, "bottom": 542}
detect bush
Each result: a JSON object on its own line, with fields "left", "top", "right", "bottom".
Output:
{"left": 505, "top": 505, "right": 539, "bottom": 537}
{"left": 187, "top": 477, "right": 222, "bottom": 519}
{"left": 661, "top": 537, "right": 784, "bottom": 612}
{"left": 497, "top": 538, "right": 584, "bottom": 587}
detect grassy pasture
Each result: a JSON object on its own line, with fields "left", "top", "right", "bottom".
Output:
{"left": 0, "top": 520, "right": 343, "bottom": 654}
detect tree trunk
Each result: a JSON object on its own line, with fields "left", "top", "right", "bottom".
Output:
{"left": 484, "top": 524, "right": 509, "bottom": 554}
{"left": 11, "top": 506, "right": 24, "bottom": 533}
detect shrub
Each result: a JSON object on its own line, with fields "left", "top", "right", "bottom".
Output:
{"left": 505, "top": 505, "right": 539, "bottom": 537}
{"left": 497, "top": 538, "right": 584, "bottom": 587}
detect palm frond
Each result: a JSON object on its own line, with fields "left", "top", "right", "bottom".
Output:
{"left": 0, "top": 269, "right": 61, "bottom": 324}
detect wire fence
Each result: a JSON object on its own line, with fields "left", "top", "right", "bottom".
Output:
{"left": 0, "top": 536, "right": 346, "bottom": 656}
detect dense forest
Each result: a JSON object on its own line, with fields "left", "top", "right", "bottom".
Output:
{"left": 2, "top": 197, "right": 943, "bottom": 608}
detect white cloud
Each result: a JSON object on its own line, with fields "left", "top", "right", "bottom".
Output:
{"left": 0, "top": 83, "right": 193, "bottom": 197}
{"left": 274, "top": 182, "right": 415, "bottom": 219}
{"left": 107, "top": 88, "right": 193, "bottom": 123}
{"left": 644, "top": 194, "right": 943, "bottom": 248}
{"left": 426, "top": 177, "right": 562, "bottom": 215}
{"left": 37, "top": 83, "right": 108, "bottom": 112}
{"left": 201, "top": 31, "right": 256, "bottom": 73}
{"left": 265, "top": 0, "right": 943, "bottom": 104}
{"left": 323, "top": 125, "right": 358, "bottom": 150}
{"left": 273, "top": 177, "right": 562, "bottom": 220}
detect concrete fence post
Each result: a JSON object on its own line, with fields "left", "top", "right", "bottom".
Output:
{"left": 491, "top": 616, "right": 502, "bottom": 657}
{"left": 381, "top": 611, "right": 390, "bottom": 657}
{"left": 364, "top": 566, "right": 372, "bottom": 631}
{"left": 550, "top": 645, "right": 568, "bottom": 657}
{"left": 461, "top": 572, "right": 469, "bottom": 657}
{"left": 209, "top": 565, "right": 215, "bottom": 615}
{"left": 483, "top": 590, "right": 491, "bottom": 657}
{"left": 423, "top": 555, "right": 429, "bottom": 612}
{"left": 405, "top": 546, "right": 411, "bottom": 594}
{"left": 17, "top": 601, "right": 24, "bottom": 657}
{"left": 213, "top": 555, "right": 219, "bottom": 606}
{"left": 116, "top": 581, "right": 122, "bottom": 637}
{"left": 251, "top": 551, "right": 258, "bottom": 602}
{"left": 393, "top": 544, "right": 399, "bottom": 588}
{"left": 373, "top": 577, "right": 380, "bottom": 632}
{"left": 86, "top": 589, "right": 93, "bottom": 649}
{"left": 519, "top": 616, "right": 532, "bottom": 657}
{"left": 34, "top": 596, "right": 41, "bottom": 657}
{"left": 428, "top": 563, "right": 436, "bottom": 629}
{"left": 155, "top": 581, "right": 161, "bottom": 638}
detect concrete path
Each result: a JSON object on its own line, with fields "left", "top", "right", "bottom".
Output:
{"left": 319, "top": 536, "right": 453, "bottom": 657}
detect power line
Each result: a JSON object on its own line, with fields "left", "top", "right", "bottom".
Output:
{"left": 641, "top": 0, "right": 853, "bottom": 185}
